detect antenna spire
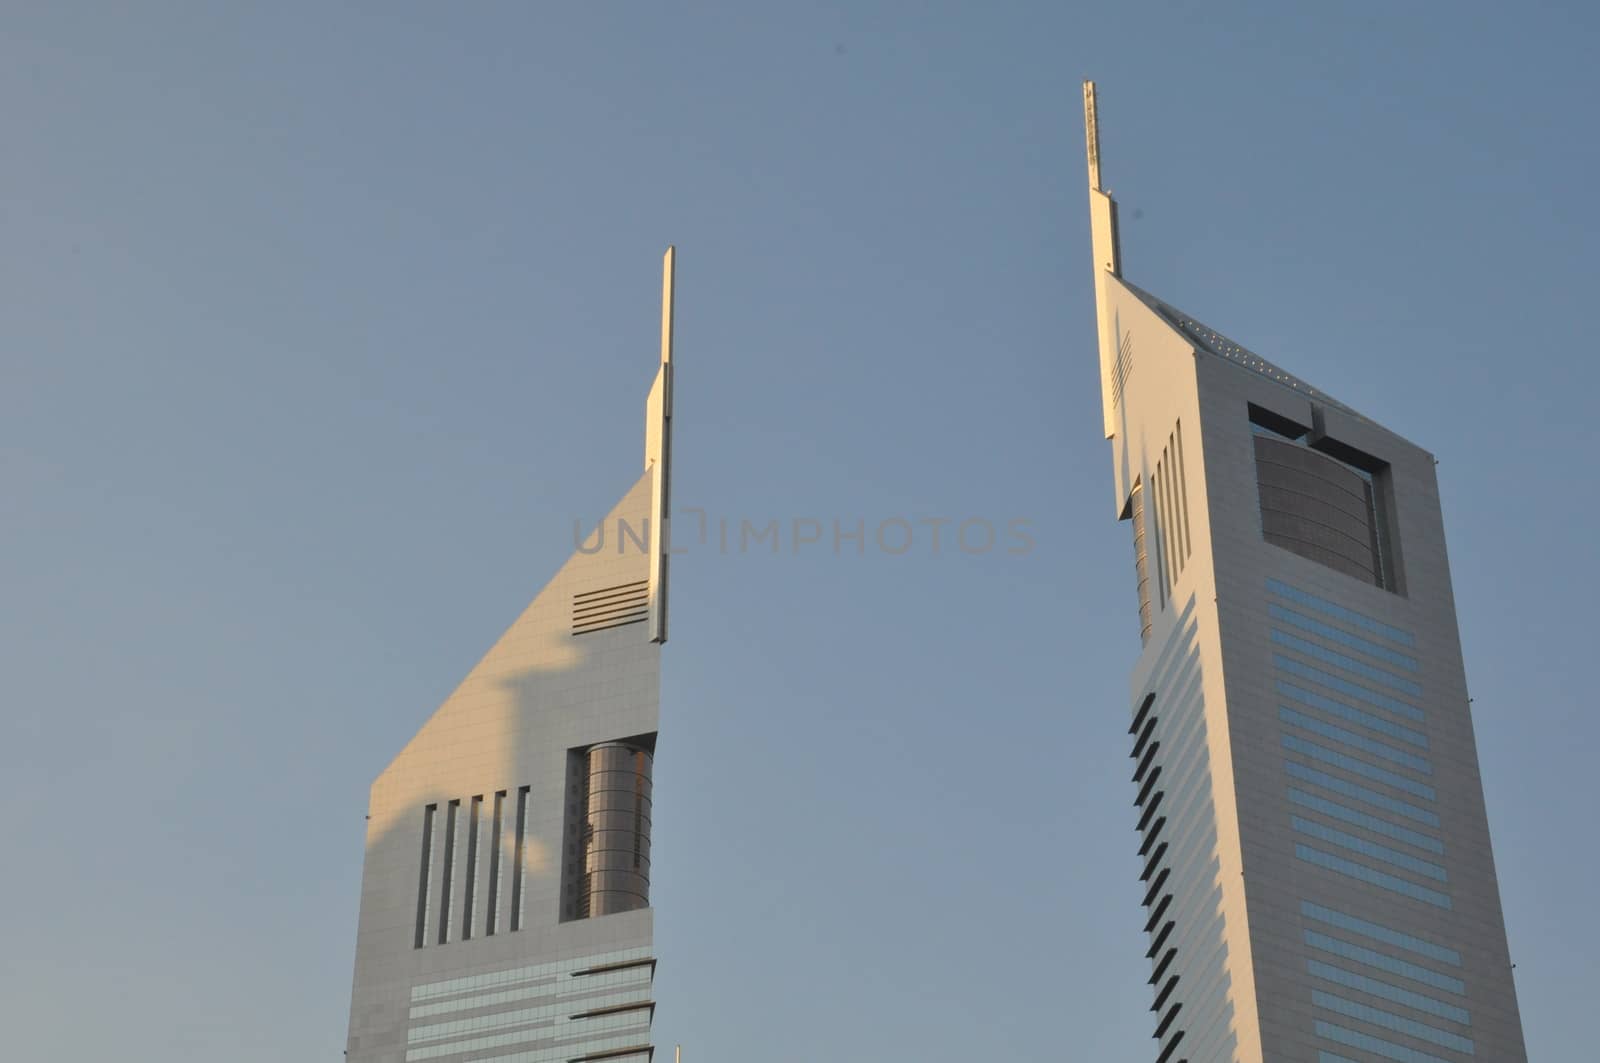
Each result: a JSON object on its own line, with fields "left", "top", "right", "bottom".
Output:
{"left": 1083, "top": 80, "right": 1103, "bottom": 191}
{"left": 1083, "top": 80, "right": 1123, "bottom": 438}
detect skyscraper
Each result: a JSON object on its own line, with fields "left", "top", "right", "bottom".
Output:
{"left": 1082, "top": 84, "right": 1528, "bottom": 1062}
{"left": 344, "top": 250, "right": 678, "bottom": 1063}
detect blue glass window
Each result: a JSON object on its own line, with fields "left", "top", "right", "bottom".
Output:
{"left": 1312, "top": 991, "right": 1474, "bottom": 1054}
{"left": 1285, "top": 761, "right": 1439, "bottom": 826}
{"left": 1274, "top": 655, "right": 1421, "bottom": 719}
{"left": 1269, "top": 603, "right": 1419, "bottom": 670}
{"left": 1279, "top": 681, "right": 1428, "bottom": 745}
{"left": 1304, "top": 930, "right": 1465, "bottom": 993}
{"left": 1280, "top": 708, "right": 1432, "bottom": 774}
{"left": 1282, "top": 736, "right": 1436, "bottom": 801}
{"left": 1296, "top": 846, "right": 1452, "bottom": 908}
{"left": 1307, "top": 960, "right": 1469, "bottom": 1024}
{"left": 1292, "top": 818, "right": 1447, "bottom": 881}
{"left": 1301, "top": 902, "right": 1461, "bottom": 966}
{"left": 1288, "top": 790, "right": 1444, "bottom": 854}
{"left": 1272, "top": 630, "right": 1423, "bottom": 696}
{"left": 1266, "top": 578, "right": 1415, "bottom": 646}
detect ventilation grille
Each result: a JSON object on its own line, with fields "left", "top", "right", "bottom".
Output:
{"left": 573, "top": 580, "right": 649, "bottom": 636}
{"left": 1111, "top": 329, "right": 1134, "bottom": 407}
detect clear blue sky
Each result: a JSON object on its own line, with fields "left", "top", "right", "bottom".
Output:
{"left": 4, "top": 3, "right": 1596, "bottom": 1059}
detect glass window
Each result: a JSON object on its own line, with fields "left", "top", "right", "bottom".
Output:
{"left": 1282, "top": 736, "right": 1436, "bottom": 801}
{"left": 1285, "top": 761, "right": 1439, "bottom": 827}
{"left": 1271, "top": 630, "right": 1423, "bottom": 696}
{"left": 1280, "top": 708, "right": 1432, "bottom": 774}
{"left": 1274, "top": 655, "right": 1421, "bottom": 719}
{"left": 1304, "top": 930, "right": 1465, "bottom": 993}
{"left": 1288, "top": 790, "right": 1444, "bottom": 854}
{"left": 1267, "top": 579, "right": 1415, "bottom": 646}
{"left": 1269, "top": 603, "right": 1419, "bottom": 670}
{"left": 1312, "top": 991, "right": 1474, "bottom": 1054}
{"left": 1296, "top": 846, "right": 1452, "bottom": 908}
{"left": 1291, "top": 817, "right": 1447, "bottom": 881}
{"left": 1301, "top": 902, "right": 1461, "bottom": 966}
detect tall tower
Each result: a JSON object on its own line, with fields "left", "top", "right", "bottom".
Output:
{"left": 1083, "top": 86, "right": 1528, "bottom": 1062}
{"left": 344, "top": 250, "right": 677, "bottom": 1063}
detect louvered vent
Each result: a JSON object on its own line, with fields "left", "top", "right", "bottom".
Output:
{"left": 572, "top": 580, "right": 649, "bottom": 636}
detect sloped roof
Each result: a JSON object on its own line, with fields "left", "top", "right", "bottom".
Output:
{"left": 1122, "top": 279, "right": 1374, "bottom": 426}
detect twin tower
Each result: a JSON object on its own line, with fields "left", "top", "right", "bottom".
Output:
{"left": 345, "top": 88, "right": 1529, "bottom": 1063}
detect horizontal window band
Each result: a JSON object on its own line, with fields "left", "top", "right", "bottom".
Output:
{"left": 569, "top": 1002, "right": 655, "bottom": 1021}
{"left": 1274, "top": 656, "right": 1421, "bottom": 720}
{"left": 1266, "top": 578, "right": 1415, "bottom": 646}
{"left": 1269, "top": 603, "right": 1419, "bottom": 671}
{"left": 1286, "top": 762, "right": 1440, "bottom": 827}
{"left": 1296, "top": 846, "right": 1452, "bottom": 909}
{"left": 1315, "top": 1021, "right": 1450, "bottom": 1063}
{"left": 1288, "top": 790, "right": 1444, "bottom": 854}
{"left": 1282, "top": 736, "right": 1436, "bottom": 801}
{"left": 1300, "top": 901, "right": 1461, "bottom": 966}
{"left": 1292, "top": 817, "right": 1447, "bottom": 881}
{"left": 1312, "top": 990, "right": 1475, "bottom": 1055}
{"left": 569, "top": 1046, "right": 655, "bottom": 1063}
{"left": 572, "top": 958, "right": 656, "bottom": 979}
{"left": 1272, "top": 631, "right": 1422, "bottom": 696}
{"left": 1280, "top": 708, "right": 1432, "bottom": 775}
{"left": 1303, "top": 930, "right": 1466, "bottom": 994}
{"left": 1279, "top": 679, "right": 1426, "bottom": 736}
{"left": 1306, "top": 960, "right": 1469, "bottom": 1024}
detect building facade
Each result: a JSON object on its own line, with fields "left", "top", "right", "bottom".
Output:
{"left": 344, "top": 250, "right": 678, "bottom": 1063}
{"left": 1083, "top": 85, "right": 1528, "bottom": 1062}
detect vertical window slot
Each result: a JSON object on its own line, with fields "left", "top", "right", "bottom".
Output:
{"left": 462, "top": 795, "right": 481, "bottom": 941}
{"left": 487, "top": 790, "right": 506, "bottom": 936}
{"left": 1174, "top": 420, "right": 1192, "bottom": 560}
{"left": 414, "top": 804, "right": 437, "bottom": 950}
{"left": 510, "top": 786, "right": 530, "bottom": 931}
{"left": 436, "top": 799, "right": 459, "bottom": 945}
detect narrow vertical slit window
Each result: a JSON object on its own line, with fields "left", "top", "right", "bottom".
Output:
{"left": 510, "top": 786, "right": 530, "bottom": 932}
{"left": 414, "top": 804, "right": 437, "bottom": 950}
{"left": 1171, "top": 448, "right": 1184, "bottom": 582}
{"left": 1174, "top": 420, "right": 1192, "bottom": 561}
{"left": 437, "top": 800, "right": 459, "bottom": 945}
{"left": 1150, "top": 465, "right": 1168, "bottom": 607}
{"left": 487, "top": 790, "right": 505, "bottom": 936}
{"left": 462, "top": 795, "right": 481, "bottom": 941}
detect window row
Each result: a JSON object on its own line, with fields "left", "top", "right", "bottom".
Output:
{"left": 405, "top": 1008, "right": 650, "bottom": 1062}
{"left": 1272, "top": 630, "right": 1422, "bottom": 697}
{"left": 472, "top": 1030, "right": 655, "bottom": 1063}
{"left": 1286, "top": 762, "right": 1440, "bottom": 827}
{"left": 1304, "top": 930, "right": 1466, "bottom": 994}
{"left": 409, "top": 986, "right": 651, "bottom": 1043}
{"left": 1296, "top": 846, "right": 1452, "bottom": 909}
{"left": 1300, "top": 901, "right": 1461, "bottom": 967}
{"left": 1316, "top": 1021, "right": 1452, "bottom": 1063}
{"left": 1288, "top": 789, "right": 1444, "bottom": 855}
{"left": 410, "top": 963, "right": 653, "bottom": 1020}
{"left": 412, "top": 947, "right": 653, "bottom": 1001}
{"left": 1275, "top": 655, "right": 1421, "bottom": 721}
{"left": 1313, "top": 991, "right": 1474, "bottom": 1054}
{"left": 1279, "top": 680, "right": 1428, "bottom": 747}
{"left": 1280, "top": 709, "right": 1432, "bottom": 775}
{"left": 1307, "top": 960, "right": 1469, "bottom": 1025}
{"left": 1269, "top": 603, "right": 1419, "bottom": 671}
{"left": 1292, "top": 817, "right": 1447, "bottom": 882}
{"left": 1282, "top": 736, "right": 1436, "bottom": 801}
{"left": 1267, "top": 578, "right": 1415, "bottom": 647}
